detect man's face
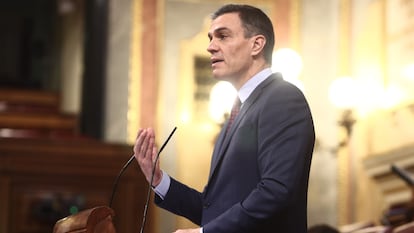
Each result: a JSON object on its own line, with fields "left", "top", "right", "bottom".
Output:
{"left": 207, "top": 13, "right": 255, "bottom": 84}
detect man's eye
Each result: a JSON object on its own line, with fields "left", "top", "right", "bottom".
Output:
{"left": 219, "top": 35, "right": 227, "bottom": 40}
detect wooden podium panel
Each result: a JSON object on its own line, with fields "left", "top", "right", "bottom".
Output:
{"left": 0, "top": 137, "right": 155, "bottom": 233}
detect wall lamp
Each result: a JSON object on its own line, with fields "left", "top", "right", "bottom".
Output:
{"left": 329, "top": 76, "right": 357, "bottom": 148}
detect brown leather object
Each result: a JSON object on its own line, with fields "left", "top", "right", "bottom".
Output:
{"left": 53, "top": 206, "right": 116, "bottom": 233}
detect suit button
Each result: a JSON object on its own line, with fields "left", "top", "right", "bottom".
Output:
{"left": 203, "top": 203, "right": 210, "bottom": 209}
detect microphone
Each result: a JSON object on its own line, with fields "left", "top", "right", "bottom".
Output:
{"left": 108, "top": 127, "right": 177, "bottom": 232}
{"left": 139, "top": 126, "right": 177, "bottom": 233}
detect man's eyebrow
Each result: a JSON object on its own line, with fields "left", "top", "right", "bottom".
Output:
{"left": 208, "top": 27, "right": 231, "bottom": 38}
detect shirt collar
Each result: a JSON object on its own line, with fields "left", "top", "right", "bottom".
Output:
{"left": 238, "top": 68, "right": 273, "bottom": 103}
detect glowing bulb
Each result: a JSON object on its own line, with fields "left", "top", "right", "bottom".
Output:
{"left": 209, "top": 81, "right": 237, "bottom": 123}
{"left": 272, "top": 48, "right": 304, "bottom": 90}
{"left": 329, "top": 76, "right": 357, "bottom": 109}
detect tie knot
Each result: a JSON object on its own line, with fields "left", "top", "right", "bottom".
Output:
{"left": 226, "top": 97, "right": 241, "bottom": 133}
{"left": 225, "top": 98, "right": 241, "bottom": 136}
{"left": 232, "top": 98, "right": 241, "bottom": 111}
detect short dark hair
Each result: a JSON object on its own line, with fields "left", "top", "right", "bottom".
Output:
{"left": 211, "top": 4, "right": 275, "bottom": 64}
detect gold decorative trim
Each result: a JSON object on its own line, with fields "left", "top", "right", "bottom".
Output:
{"left": 338, "top": 146, "right": 352, "bottom": 225}
{"left": 156, "top": 0, "right": 165, "bottom": 135}
{"left": 290, "top": 0, "right": 301, "bottom": 52}
{"left": 338, "top": 0, "right": 351, "bottom": 76}
{"left": 127, "top": 0, "right": 143, "bottom": 143}
{"left": 382, "top": 0, "right": 389, "bottom": 87}
{"left": 337, "top": 0, "right": 353, "bottom": 225}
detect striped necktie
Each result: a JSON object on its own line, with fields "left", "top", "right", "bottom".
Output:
{"left": 225, "top": 97, "right": 241, "bottom": 135}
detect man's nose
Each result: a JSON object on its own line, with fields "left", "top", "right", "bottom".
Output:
{"left": 207, "top": 40, "right": 217, "bottom": 54}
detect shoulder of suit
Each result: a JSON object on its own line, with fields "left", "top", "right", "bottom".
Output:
{"left": 265, "top": 73, "right": 304, "bottom": 95}
{"left": 261, "top": 72, "right": 284, "bottom": 86}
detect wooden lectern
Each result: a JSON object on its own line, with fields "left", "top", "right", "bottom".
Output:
{"left": 53, "top": 206, "right": 116, "bottom": 233}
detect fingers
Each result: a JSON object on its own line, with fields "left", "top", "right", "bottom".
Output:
{"left": 133, "top": 128, "right": 155, "bottom": 158}
{"left": 152, "top": 144, "right": 158, "bottom": 163}
{"left": 133, "top": 128, "right": 159, "bottom": 184}
{"left": 133, "top": 128, "right": 144, "bottom": 156}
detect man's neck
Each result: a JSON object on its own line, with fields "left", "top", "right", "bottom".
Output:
{"left": 234, "top": 62, "right": 270, "bottom": 90}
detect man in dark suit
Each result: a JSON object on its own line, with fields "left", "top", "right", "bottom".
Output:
{"left": 134, "top": 4, "right": 315, "bottom": 233}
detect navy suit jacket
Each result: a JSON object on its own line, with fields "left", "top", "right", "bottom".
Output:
{"left": 156, "top": 73, "right": 315, "bottom": 233}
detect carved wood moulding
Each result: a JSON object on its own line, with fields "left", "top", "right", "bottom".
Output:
{"left": 363, "top": 144, "right": 414, "bottom": 206}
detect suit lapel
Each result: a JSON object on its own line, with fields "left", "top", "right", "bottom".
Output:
{"left": 209, "top": 125, "right": 227, "bottom": 177}
{"left": 208, "top": 74, "right": 279, "bottom": 180}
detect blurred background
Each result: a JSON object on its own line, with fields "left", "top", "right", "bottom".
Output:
{"left": 0, "top": 0, "right": 414, "bottom": 233}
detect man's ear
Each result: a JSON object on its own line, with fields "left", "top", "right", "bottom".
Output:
{"left": 251, "top": 35, "right": 266, "bottom": 56}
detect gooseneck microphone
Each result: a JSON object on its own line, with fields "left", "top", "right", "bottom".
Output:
{"left": 139, "top": 126, "right": 177, "bottom": 233}
{"left": 108, "top": 127, "right": 177, "bottom": 233}
{"left": 109, "top": 156, "right": 135, "bottom": 208}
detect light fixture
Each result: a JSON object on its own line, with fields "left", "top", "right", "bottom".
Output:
{"left": 328, "top": 76, "right": 357, "bottom": 148}
{"left": 272, "top": 48, "right": 304, "bottom": 91}
{"left": 209, "top": 81, "right": 237, "bottom": 124}
{"left": 328, "top": 76, "right": 357, "bottom": 109}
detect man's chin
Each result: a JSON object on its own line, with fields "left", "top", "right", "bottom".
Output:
{"left": 211, "top": 71, "right": 228, "bottom": 81}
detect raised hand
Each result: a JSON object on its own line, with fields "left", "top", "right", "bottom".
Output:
{"left": 133, "top": 128, "right": 162, "bottom": 187}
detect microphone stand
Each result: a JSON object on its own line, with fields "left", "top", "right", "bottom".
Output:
{"left": 139, "top": 127, "right": 177, "bottom": 233}
{"left": 109, "top": 127, "right": 177, "bottom": 233}
{"left": 53, "top": 127, "right": 177, "bottom": 233}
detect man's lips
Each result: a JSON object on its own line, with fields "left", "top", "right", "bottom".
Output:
{"left": 211, "top": 58, "right": 224, "bottom": 65}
